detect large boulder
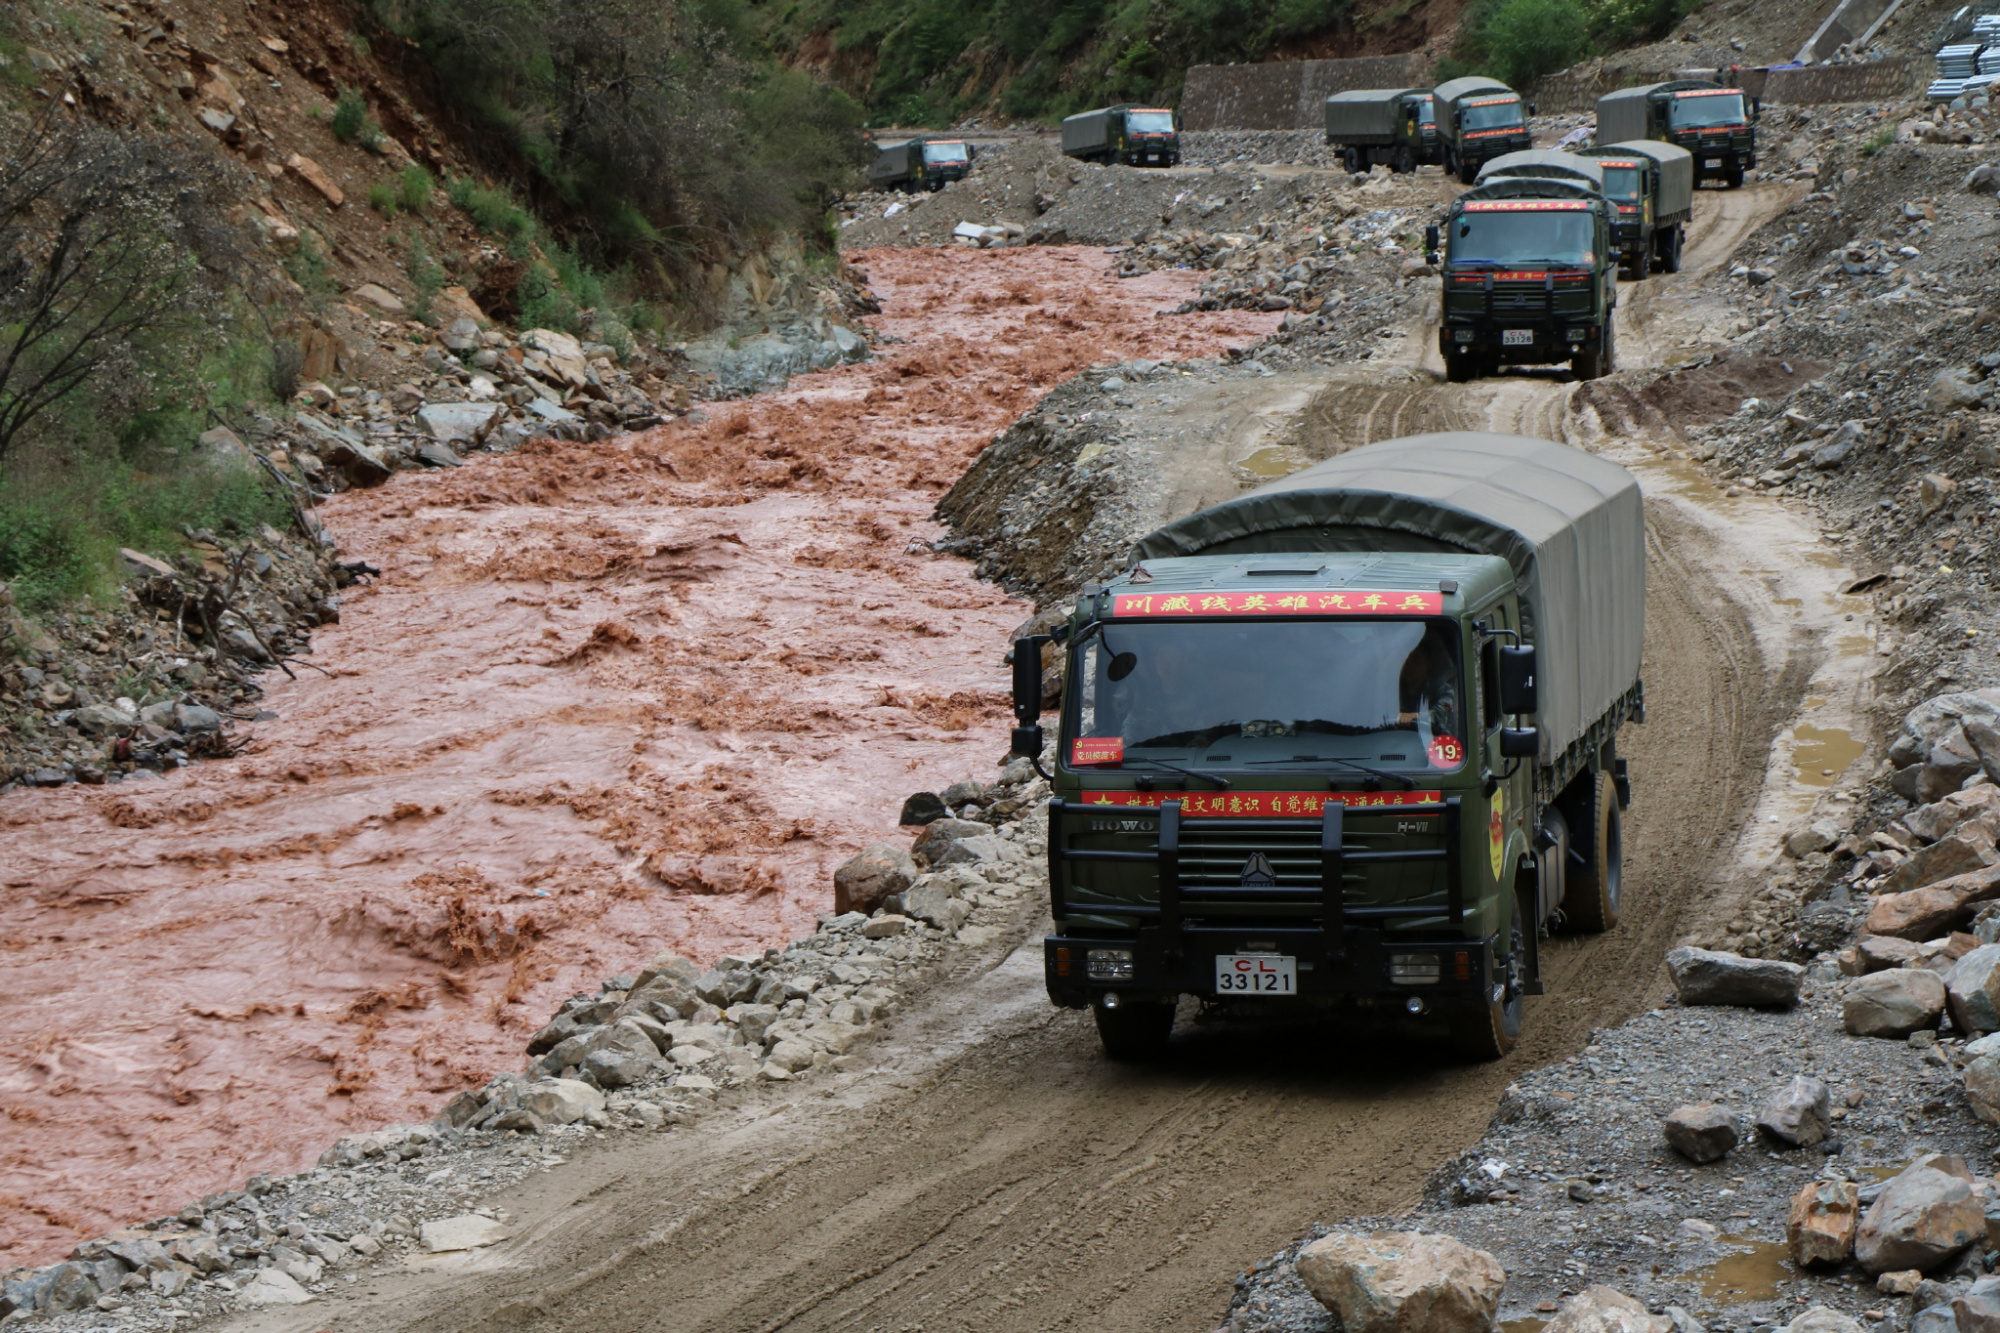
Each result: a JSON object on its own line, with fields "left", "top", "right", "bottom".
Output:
{"left": 1954, "top": 1275, "right": 2000, "bottom": 1332}
{"left": 235, "top": 1268, "right": 313, "bottom": 1307}
{"left": 1293, "top": 1231, "right": 1505, "bottom": 1333}
{"left": 1666, "top": 947, "right": 1804, "bottom": 1007}
{"left": 1949, "top": 944, "right": 2000, "bottom": 1033}
{"left": 1783, "top": 1309, "right": 1866, "bottom": 1333}
{"left": 1544, "top": 1285, "right": 1669, "bottom": 1333}
{"left": 1867, "top": 864, "right": 2000, "bottom": 940}
{"left": 1663, "top": 1102, "right": 1740, "bottom": 1163}
{"left": 1844, "top": 969, "right": 1947, "bottom": 1037}
{"left": 1855, "top": 1155, "right": 1984, "bottom": 1274}
{"left": 517, "top": 1077, "right": 605, "bottom": 1126}
{"left": 910, "top": 817, "right": 997, "bottom": 865}
{"left": 833, "top": 843, "right": 917, "bottom": 915}
{"left": 1963, "top": 1053, "right": 2000, "bottom": 1126}
{"left": 1907, "top": 784, "right": 2000, "bottom": 842}
{"left": 1788, "top": 1178, "right": 1860, "bottom": 1267}
{"left": 1880, "top": 827, "right": 1999, "bottom": 896}
{"left": 899, "top": 879, "right": 971, "bottom": 933}
{"left": 1756, "top": 1075, "right": 1831, "bottom": 1147}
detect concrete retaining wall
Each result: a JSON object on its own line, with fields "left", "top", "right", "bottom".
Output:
{"left": 1531, "top": 55, "right": 1922, "bottom": 116}
{"left": 1181, "top": 54, "right": 1430, "bottom": 130}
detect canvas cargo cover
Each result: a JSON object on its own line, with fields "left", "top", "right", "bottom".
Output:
{"left": 1323, "top": 88, "right": 1419, "bottom": 142}
{"left": 1593, "top": 140, "right": 1694, "bottom": 217}
{"left": 1454, "top": 175, "right": 1603, "bottom": 205}
{"left": 1595, "top": 84, "right": 1668, "bottom": 146}
{"left": 866, "top": 141, "right": 918, "bottom": 185}
{"left": 1062, "top": 109, "right": 1115, "bottom": 154}
{"left": 1131, "top": 432, "right": 1644, "bottom": 762}
{"left": 1433, "top": 76, "right": 1514, "bottom": 109}
{"left": 1474, "top": 150, "right": 1605, "bottom": 188}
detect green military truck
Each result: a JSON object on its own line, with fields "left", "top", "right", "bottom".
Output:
{"left": 866, "top": 135, "right": 974, "bottom": 193}
{"left": 1009, "top": 431, "right": 1644, "bottom": 1061}
{"left": 1578, "top": 141, "right": 1693, "bottom": 278}
{"left": 1433, "top": 76, "right": 1534, "bottom": 183}
{"left": 1595, "top": 80, "right": 1756, "bottom": 188}
{"left": 1323, "top": 88, "right": 1440, "bottom": 174}
{"left": 1427, "top": 162, "right": 1620, "bottom": 382}
{"left": 1060, "top": 105, "right": 1181, "bottom": 167}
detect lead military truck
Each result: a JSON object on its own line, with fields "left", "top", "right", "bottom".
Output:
{"left": 1433, "top": 76, "right": 1533, "bottom": 183}
{"left": 1429, "top": 155, "right": 1620, "bottom": 381}
{"left": 1010, "top": 432, "right": 1644, "bottom": 1061}
{"left": 1323, "top": 88, "right": 1440, "bottom": 174}
{"left": 866, "top": 136, "right": 973, "bottom": 193}
{"left": 1595, "top": 80, "right": 1757, "bottom": 188}
{"left": 1060, "top": 105, "right": 1181, "bottom": 167}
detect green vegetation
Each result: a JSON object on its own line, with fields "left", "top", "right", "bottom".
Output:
{"left": 329, "top": 86, "right": 384, "bottom": 150}
{"left": 398, "top": 163, "right": 433, "bottom": 214}
{"left": 367, "top": 180, "right": 399, "bottom": 215}
{"left": 1446, "top": 0, "right": 1704, "bottom": 89}
{"left": 1861, "top": 123, "right": 1895, "bottom": 156}
{"left": 404, "top": 233, "right": 447, "bottom": 323}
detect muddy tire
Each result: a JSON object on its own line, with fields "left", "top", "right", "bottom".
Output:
{"left": 1724, "top": 166, "right": 1744, "bottom": 189}
{"left": 1093, "top": 998, "right": 1175, "bottom": 1061}
{"left": 1447, "top": 895, "right": 1524, "bottom": 1061}
{"left": 1393, "top": 145, "right": 1415, "bottom": 174}
{"left": 1665, "top": 225, "right": 1685, "bottom": 273}
{"left": 1561, "top": 770, "right": 1624, "bottom": 933}
{"left": 1343, "top": 146, "right": 1362, "bottom": 173}
{"left": 1446, "top": 352, "right": 1479, "bottom": 383}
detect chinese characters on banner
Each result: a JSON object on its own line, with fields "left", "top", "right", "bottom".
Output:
{"left": 1111, "top": 590, "right": 1444, "bottom": 618}
{"left": 1080, "top": 790, "right": 1443, "bottom": 816}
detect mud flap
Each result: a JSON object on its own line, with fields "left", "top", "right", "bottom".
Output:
{"left": 1518, "top": 860, "right": 1545, "bottom": 995}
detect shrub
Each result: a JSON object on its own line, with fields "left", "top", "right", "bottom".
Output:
{"left": 1861, "top": 124, "right": 1895, "bottom": 157}
{"left": 282, "top": 229, "right": 337, "bottom": 307}
{"left": 398, "top": 163, "right": 433, "bottom": 214}
{"left": 404, "top": 233, "right": 447, "bottom": 322}
{"left": 367, "top": 180, "right": 399, "bottom": 215}
{"left": 330, "top": 86, "right": 383, "bottom": 149}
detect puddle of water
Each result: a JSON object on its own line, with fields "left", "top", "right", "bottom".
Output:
{"left": 1793, "top": 723, "right": 1865, "bottom": 787}
{"left": 1233, "top": 444, "right": 1314, "bottom": 479}
{"left": 1693, "top": 1236, "right": 1793, "bottom": 1303}
{"left": 1500, "top": 1319, "right": 1548, "bottom": 1333}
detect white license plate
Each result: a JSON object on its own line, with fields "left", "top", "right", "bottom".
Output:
{"left": 1502, "top": 328, "right": 1534, "bottom": 346}
{"left": 1705, "top": 157, "right": 1722, "bottom": 168}
{"left": 1216, "top": 954, "right": 1297, "bottom": 995}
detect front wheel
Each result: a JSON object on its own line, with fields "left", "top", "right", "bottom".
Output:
{"left": 1561, "top": 770, "right": 1624, "bottom": 932}
{"left": 1724, "top": 166, "right": 1744, "bottom": 189}
{"left": 1093, "top": 997, "right": 1175, "bottom": 1061}
{"left": 1447, "top": 895, "right": 1525, "bottom": 1060}
{"left": 1393, "top": 144, "right": 1415, "bottom": 174}
{"left": 1445, "top": 351, "right": 1479, "bottom": 383}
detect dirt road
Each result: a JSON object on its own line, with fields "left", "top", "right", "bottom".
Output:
{"left": 0, "top": 249, "right": 1276, "bottom": 1267}
{"left": 221, "top": 185, "right": 1865, "bottom": 1333}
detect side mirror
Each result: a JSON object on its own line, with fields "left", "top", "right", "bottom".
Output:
{"left": 1497, "top": 643, "right": 1538, "bottom": 715}
{"left": 1424, "top": 224, "right": 1440, "bottom": 262}
{"left": 1011, "top": 635, "right": 1051, "bottom": 761}
{"left": 1527, "top": 102, "right": 1538, "bottom": 116}
{"left": 1499, "top": 726, "right": 1539, "bottom": 759}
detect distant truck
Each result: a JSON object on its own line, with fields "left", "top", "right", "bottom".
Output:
{"left": 1578, "top": 141, "right": 1694, "bottom": 277}
{"left": 1061, "top": 105, "right": 1181, "bottom": 167}
{"left": 1433, "top": 76, "right": 1534, "bottom": 183}
{"left": 1322, "top": 88, "right": 1440, "bottom": 174}
{"left": 1595, "top": 80, "right": 1757, "bottom": 189}
{"left": 866, "top": 136, "right": 973, "bottom": 193}
{"left": 1427, "top": 158, "right": 1620, "bottom": 381}
{"left": 1010, "top": 431, "right": 1644, "bottom": 1061}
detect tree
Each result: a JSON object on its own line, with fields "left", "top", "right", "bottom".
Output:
{"left": 0, "top": 107, "right": 234, "bottom": 467}
{"left": 1478, "top": 0, "right": 1593, "bottom": 89}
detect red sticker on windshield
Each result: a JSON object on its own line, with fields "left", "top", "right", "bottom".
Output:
{"left": 1428, "top": 735, "right": 1466, "bottom": 768}
{"left": 1072, "top": 737, "right": 1124, "bottom": 765}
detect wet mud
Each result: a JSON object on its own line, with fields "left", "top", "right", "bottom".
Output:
{"left": 0, "top": 247, "right": 1278, "bottom": 1266}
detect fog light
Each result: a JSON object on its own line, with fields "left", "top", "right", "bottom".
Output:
{"left": 1406, "top": 996, "right": 1427, "bottom": 1014}
{"left": 1100, "top": 990, "right": 1122, "bottom": 1010}
{"left": 1087, "top": 948, "right": 1136, "bottom": 982}
{"left": 1390, "top": 952, "right": 1441, "bottom": 985}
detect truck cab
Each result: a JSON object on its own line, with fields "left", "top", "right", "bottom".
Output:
{"left": 1430, "top": 170, "right": 1619, "bottom": 381}
{"left": 1434, "top": 76, "right": 1534, "bottom": 183}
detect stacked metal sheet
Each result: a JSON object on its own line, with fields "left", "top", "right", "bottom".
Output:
{"left": 1980, "top": 45, "right": 2000, "bottom": 72}
{"left": 1975, "top": 13, "right": 2000, "bottom": 37}
{"left": 1939, "top": 43, "right": 1985, "bottom": 77}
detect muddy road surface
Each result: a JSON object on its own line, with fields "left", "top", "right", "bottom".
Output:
{"left": 0, "top": 248, "right": 1276, "bottom": 1267}
{"left": 223, "top": 186, "right": 1862, "bottom": 1333}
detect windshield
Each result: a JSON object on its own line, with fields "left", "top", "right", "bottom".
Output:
{"left": 1416, "top": 98, "right": 1437, "bottom": 126}
{"left": 1462, "top": 98, "right": 1524, "bottom": 131}
{"left": 922, "top": 142, "right": 969, "bottom": 164}
{"left": 1065, "top": 619, "right": 1465, "bottom": 773}
{"left": 1598, "top": 165, "right": 1642, "bottom": 203}
{"left": 1126, "top": 111, "right": 1175, "bottom": 133}
{"left": 1451, "top": 208, "right": 1595, "bottom": 266}
{"left": 1668, "top": 92, "right": 1747, "bottom": 129}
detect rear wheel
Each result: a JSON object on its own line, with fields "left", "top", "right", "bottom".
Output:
{"left": 1443, "top": 146, "right": 1458, "bottom": 180}
{"left": 1665, "top": 225, "right": 1685, "bottom": 273}
{"left": 1447, "top": 894, "right": 1525, "bottom": 1061}
{"left": 1393, "top": 144, "right": 1415, "bottom": 174}
{"left": 1093, "top": 997, "right": 1175, "bottom": 1060}
{"left": 1343, "top": 146, "right": 1362, "bottom": 173}
{"left": 1561, "top": 770, "right": 1624, "bottom": 932}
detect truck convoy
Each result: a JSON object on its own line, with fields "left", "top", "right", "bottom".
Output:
{"left": 1578, "top": 141, "right": 1693, "bottom": 277}
{"left": 867, "top": 135, "right": 974, "bottom": 193}
{"left": 1060, "top": 105, "right": 1181, "bottom": 167}
{"left": 1595, "top": 80, "right": 1757, "bottom": 188}
{"left": 1432, "top": 76, "right": 1534, "bottom": 183}
{"left": 1323, "top": 88, "right": 1440, "bottom": 174}
{"left": 1430, "top": 152, "right": 1620, "bottom": 381}
{"left": 1009, "top": 431, "right": 1644, "bottom": 1061}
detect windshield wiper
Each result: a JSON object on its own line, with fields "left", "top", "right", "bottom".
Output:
{"left": 1122, "top": 757, "right": 1233, "bottom": 790}
{"left": 1242, "top": 755, "right": 1415, "bottom": 791}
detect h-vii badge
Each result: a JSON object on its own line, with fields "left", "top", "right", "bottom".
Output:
{"left": 1239, "top": 852, "right": 1277, "bottom": 887}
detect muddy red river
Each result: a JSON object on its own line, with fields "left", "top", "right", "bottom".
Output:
{"left": 0, "top": 247, "right": 1277, "bottom": 1266}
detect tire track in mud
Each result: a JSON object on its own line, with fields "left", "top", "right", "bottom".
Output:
{"left": 223, "top": 185, "right": 1833, "bottom": 1333}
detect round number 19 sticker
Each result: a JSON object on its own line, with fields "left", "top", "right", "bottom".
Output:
{"left": 1427, "top": 734, "right": 1465, "bottom": 767}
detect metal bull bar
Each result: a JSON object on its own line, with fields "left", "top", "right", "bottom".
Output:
{"left": 1046, "top": 796, "right": 1464, "bottom": 955}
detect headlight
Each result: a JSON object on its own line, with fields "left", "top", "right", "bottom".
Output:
{"left": 1568, "top": 327, "right": 1593, "bottom": 343}
{"left": 1389, "top": 953, "right": 1441, "bottom": 985}
{"left": 1087, "top": 948, "right": 1136, "bottom": 982}
{"left": 1453, "top": 329, "right": 1475, "bottom": 343}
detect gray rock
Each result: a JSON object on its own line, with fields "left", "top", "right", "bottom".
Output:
{"left": 1663, "top": 1102, "right": 1741, "bottom": 1163}
{"left": 235, "top": 1268, "right": 312, "bottom": 1307}
{"left": 1784, "top": 819, "right": 1841, "bottom": 857}
{"left": 415, "top": 441, "right": 463, "bottom": 468}
{"left": 725, "top": 1002, "right": 780, "bottom": 1046}
{"left": 1666, "top": 946, "right": 1805, "bottom": 1007}
{"left": 418, "top": 402, "right": 504, "bottom": 443}
{"left": 1782, "top": 1310, "right": 1865, "bottom": 1333}
{"left": 420, "top": 1215, "right": 510, "bottom": 1253}
{"left": 440, "top": 318, "right": 481, "bottom": 351}
{"left": 1293, "top": 1230, "right": 1506, "bottom": 1333}
{"left": 900, "top": 881, "right": 971, "bottom": 933}
{"left": 1756, "top": 1075, "right": 1831, "bottom": 1147}
{"left": 1967, "top": 163, "right": 2000, "bottom": 195}
{"left": 910, "top": 817, "right": 996, "bottom": 865}
{"left": 834, "top": 843, "right": 917, "bottom": 915}
{"left": 150, "top": 1269, "right": 191, "bottom": 1297}
{"left": 1856, "top": 1154, "right": 1983, "bottom": 1274}
{"left": 1963, "top": 1053, "right": 2000, "bottom": 1126}
{"left": 175, "top": 703, "right": 222, "bottom": 735}
{"left": 42, "top": 1264, "right": 100, "bottom": 1314}
{"left": 517, "top": 1077, "right": 604, "bottom": 1126}
{"left": 1546, "top": 1285, "right": 1671, "bottom": 1332}
{"left": 936, "top": 832, "right": 1018, "bottom": 869}
{"left": 1915, "top": 1302, "right": 1960, "bottom": 1333}
{"left": 1954, "top": 1274, "right": 2000, "bottom": 1331}
{"left": 70, "top": 703, "right": 138, "bottom": 737}
{"left": 1844, "top": 968, "right": 1948, "bottom": 1038}
{"left": 1950, "top": 944, "right": 2000, "bottom": 1033}
{"left": 941, "top": 778, "right": 988, "bottom": 808}
{"left": 899, "top": 791, "right": 948, "bottom": 826}
{"left": 582, "top": 1048, "right": 652, "bottom": 1088}
{"left": 831, "top": 324, "right": 869, "bottom": 362}
{"left": 1927, "top": 371, "right": 1987, "bottom": 413}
